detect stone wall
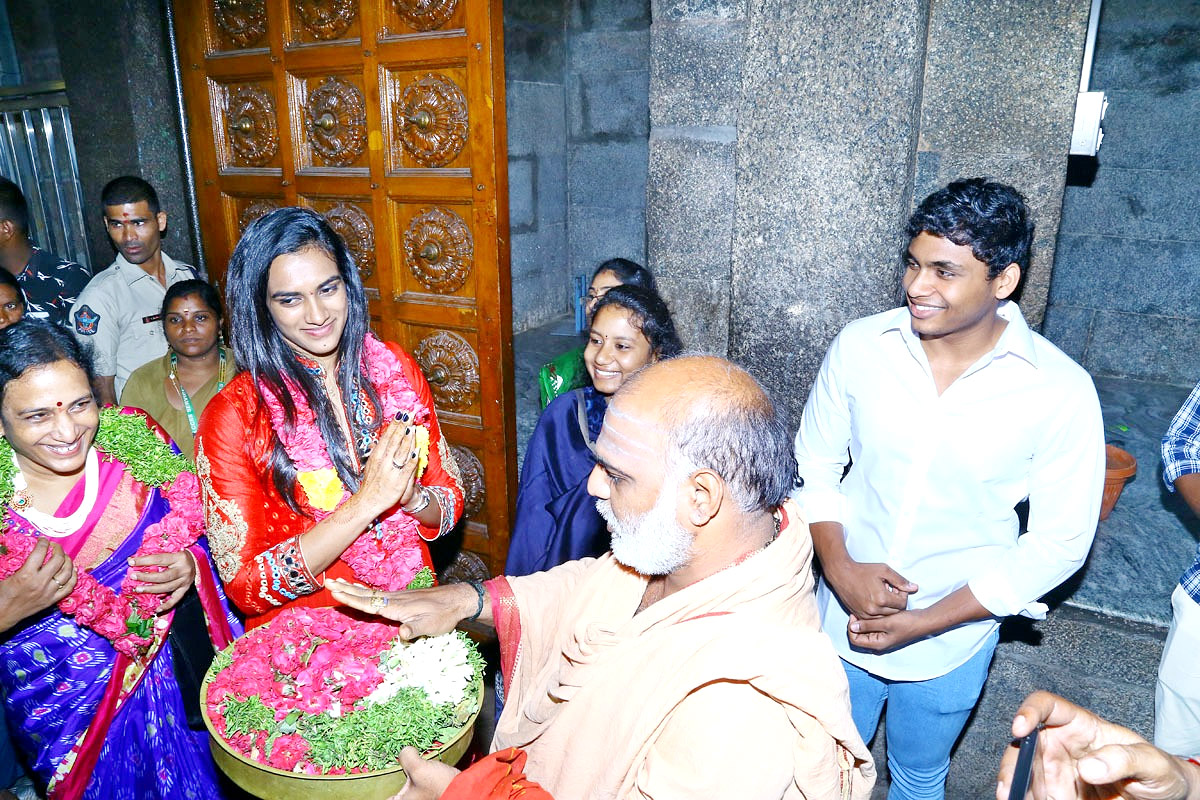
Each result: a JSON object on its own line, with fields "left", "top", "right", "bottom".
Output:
{"left": 1043, "top": 0, "right": 1200, "bottom": 387}
{"left": 648, "top": 0, "right": 1092, "bottom": 425}
{"left": 507, "top": 0, "right": 651, "bottom": 333}
{"left": 505, "top": 0, "right": 570, "bottom": 331}
{"left": 5, "top": 0, "right": 198, "bottom": 273}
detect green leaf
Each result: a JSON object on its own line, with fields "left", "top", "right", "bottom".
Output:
{"left": 405, "top": 567, "right": 435, "bottom": 590}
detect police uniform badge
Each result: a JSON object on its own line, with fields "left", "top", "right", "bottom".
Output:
{"left": 74, "top": 304, "right": 100, "bottom": 335}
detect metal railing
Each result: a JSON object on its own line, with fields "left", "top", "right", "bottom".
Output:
{"left": 0, "top": 81, "right": 90, "bottom": 271}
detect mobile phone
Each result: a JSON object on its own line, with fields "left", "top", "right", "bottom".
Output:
{"left": 1007, "top": 727, "right": 1039, "bottom": 800}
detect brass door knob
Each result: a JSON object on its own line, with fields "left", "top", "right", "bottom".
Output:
{"left": 407, "top": 109, "right": 433, "bottom": 129}
{"left": 419, "top": 241, "right": 442, "bottom": 262}
{"left": 429, "top": 366, "right": 448, "bottom": 385}
{"left": 315, "top": 112, "right": 337, "bottom": 131}
{"left": 232, "top": 116, "right": 254, "bottom": 134}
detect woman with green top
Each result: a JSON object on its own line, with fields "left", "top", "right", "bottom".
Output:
{"left": 537, "top": 258, "right": 657, "bottom": 408}
{"left": 120, "top": 279, "right": 234, "bottom": 461}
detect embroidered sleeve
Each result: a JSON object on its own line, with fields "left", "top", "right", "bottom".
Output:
{"left": 390, "top": 343, "right": 465, "bottom": 541}
{"left": 250, "top": 535, "right": 318, "bottom": 605}
{"left": 196, "top": 385, "right": 318, "bottom": 615}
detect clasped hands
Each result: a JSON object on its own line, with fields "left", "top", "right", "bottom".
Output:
{"left": 826, "top": 556, "right": 926, "bottom": 652}
{"left": 354, "top": 412, "right": 425, "bottom": 520}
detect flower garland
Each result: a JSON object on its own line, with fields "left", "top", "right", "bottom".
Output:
{"left": 205, "top": 606, "right": 484, "bottom": 774}
{"left": 259, "top": 334, "right": 432, "bottom": 591}
{"left": 0, "top": 409, "right": 204, "bottom": 660}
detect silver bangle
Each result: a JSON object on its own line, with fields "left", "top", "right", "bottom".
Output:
{"left": 402, "top": 485, "right": 431, "bottom": 515}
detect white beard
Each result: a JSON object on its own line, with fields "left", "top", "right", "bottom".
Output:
{"left": 596, "top": 481, "right": 693, "bottom": 576}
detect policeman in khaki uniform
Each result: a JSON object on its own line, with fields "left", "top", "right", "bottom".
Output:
{"left": 71, "top": 177, "right": 196, "bottom": 405}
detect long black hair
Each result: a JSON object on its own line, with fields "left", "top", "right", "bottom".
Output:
{"left": 591, "top": 285, "right": 683, "bottom": 359}
{"left": 0, "top": 319, "right": 95, "bottom": 411}
{"left": 225, "top": 206, "right": 377, "bottom": 510}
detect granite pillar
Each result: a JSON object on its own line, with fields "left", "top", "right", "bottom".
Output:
{"left": 913, "top": 0, "right": 1091, "bottom": 328}
{"left": 647, "top": 0, "right": 1091, "bottom": 424}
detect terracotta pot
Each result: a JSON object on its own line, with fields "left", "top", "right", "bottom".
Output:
{"left": 1100, "top": 444, "right": 1137, "bottom": 521}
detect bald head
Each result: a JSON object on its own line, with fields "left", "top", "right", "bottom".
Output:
{"left": 611, "top": 355, "right": 796, "bottom": 512}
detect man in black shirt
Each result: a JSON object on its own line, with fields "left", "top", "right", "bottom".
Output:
{"left": 0, "top": 177, "right": 90, "bottom": 328}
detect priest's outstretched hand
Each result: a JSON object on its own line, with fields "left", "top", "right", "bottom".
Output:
{"left": 327, "top": 578, "right": 488, "bottom": 640}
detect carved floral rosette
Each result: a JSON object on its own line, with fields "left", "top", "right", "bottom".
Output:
{"left": 214, "top": 0, "right": 268, "bottom": 48}
{"left": 449, "top": 444, "right": 485, "bottom": 519}
{"left": 323, "top": 203, "right": 376, "bottom": 279}
{"left": 440, "top": 550, "right": 490, "bottom": 584}
{"left": 413, "top": 330, "right": 478, "bottom": 413}
{"left": 394, "top": 73, "right": 468, "bottom": 168}
{"left": 294, "top": 0, "right": 357, "bottom": 40}
{"left": 305, "top": 77, "right": 367, "bottom": 167}
{"left": 238, "top": 199, "right": 279, "bottom": 232}
{"left": 391, "top": 0, "right": 458, "bottom": 32}
{"left": 403, "top": 206, "right": 473, "bottom": 294}
{"left": 227, "top": 85, "right": 279, "bottom": 167}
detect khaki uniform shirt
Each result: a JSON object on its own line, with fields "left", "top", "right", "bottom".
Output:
{"left": 71, "top": 252, "right": 196, "bottom": 396}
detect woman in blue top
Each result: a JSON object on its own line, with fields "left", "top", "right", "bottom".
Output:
{"left": 507, "top": 285, "right": 682, "bottom": 576}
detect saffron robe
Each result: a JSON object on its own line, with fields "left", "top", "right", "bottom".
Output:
{"left": 479, "top": 502, "right": 876, "bottom": 800}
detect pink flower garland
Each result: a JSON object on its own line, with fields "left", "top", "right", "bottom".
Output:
{"left": 259, "top": 334, "right": 431, "bottom": 591}
{"left": 206, "top": 606, "right": 399, "bottom": 773}
{"left": 0, "top": 471, "right": 206, "bottom": 660}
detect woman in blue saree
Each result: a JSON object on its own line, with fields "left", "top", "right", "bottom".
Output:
{"left": 506, "top": 286, "right": 682, "bottom": 576}
{"left": 0, "top": 320, "right": 240, "bottom": 799}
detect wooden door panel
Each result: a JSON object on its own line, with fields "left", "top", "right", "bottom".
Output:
{"left": 379, "top": 0, "right": 466, "bottom": 37}
{"left": 178, "top": 0, "right": 514, "bottom": 577}
{"left": 287, "top": 0, "right": 363, "bottom": 44}
{"left": 209, "top": 0, "right": 271, "bottom": 52}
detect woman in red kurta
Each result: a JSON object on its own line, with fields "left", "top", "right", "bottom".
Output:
{"left": 194, "top": 207, "right": 464, "bottom": 628}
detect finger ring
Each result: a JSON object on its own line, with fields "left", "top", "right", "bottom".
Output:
{"left": 52, "top": 577, "right": 64, "bottom": 588}
{"left": 391, "top": 460, "right": 404, "bottom": 470}
{"left": 370, "top": 593, "right": 388, "bottom": 609}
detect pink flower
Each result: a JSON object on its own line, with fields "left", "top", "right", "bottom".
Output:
{"left": 0, "top": 552, "right": 26, "bottom": 576}
{"left": 266, "top": 734, "right": 310, "bottom": 772}
{"left": 166, "top": 472, "right": 199, "bottom": 502}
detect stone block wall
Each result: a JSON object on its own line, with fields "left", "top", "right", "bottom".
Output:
{"left": 566, "top": 0, "right": 650, "bottom": 303}
{"left": 1043, "top": 0, "right": 1200, "bottom": 387}
{"left": 505, "top": 0, "right": 570, "bottom": 332}
{"left": 506, "top": 0, "right": 651, "bottom": 333}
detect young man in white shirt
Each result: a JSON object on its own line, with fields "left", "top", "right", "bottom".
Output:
{"left": 71, "top": 176, "right": 196, "bottom": 405}
{"left": 793, "top": 178, "right": 1105, "bottom": 800}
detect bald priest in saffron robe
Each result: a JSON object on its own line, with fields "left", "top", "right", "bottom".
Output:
{"left": 333, "top": 355, "right": 875, "bottom": 800}
{"left": 340, "top": 502, "right": 874, "bottom": 800}
{"left": 481, "top": 501, "right": 873, "bottom": 800}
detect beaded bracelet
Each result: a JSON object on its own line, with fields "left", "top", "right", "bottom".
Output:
{"left": 465, "top": 580, "right": 486, "bottom": 622}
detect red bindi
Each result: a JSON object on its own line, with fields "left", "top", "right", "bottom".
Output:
{"left": 56, "top": 401, "right": 62, "bottom": 407}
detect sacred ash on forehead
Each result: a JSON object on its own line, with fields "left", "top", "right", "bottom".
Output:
{"left": 596, "top": 401, "right": 661, "bottom": 463}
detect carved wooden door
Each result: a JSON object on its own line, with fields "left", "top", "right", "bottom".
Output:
{"left": 175, "top": 0, "right": 515, "bottom": 579}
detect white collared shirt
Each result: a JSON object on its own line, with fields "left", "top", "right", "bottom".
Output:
{"left": 70, "top": 252, "right": 196, "bottom": 396}
{"left": 793, "top": 301, "right": 1104, "bottom": 680}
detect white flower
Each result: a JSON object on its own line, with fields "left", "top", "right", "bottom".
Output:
{"left": 367, "top": 632, "right": 475, "bottom": 707}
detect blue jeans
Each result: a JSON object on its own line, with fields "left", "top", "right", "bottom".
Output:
{"left": 842, "top": 631, "right": 998, "bottom": 800}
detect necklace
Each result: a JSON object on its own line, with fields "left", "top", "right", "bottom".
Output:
{"left": 168, "top": 349, "right": 228, "bottom": 435}
{"left": 10, "top": 447, "right": 100, "bottom": 538}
